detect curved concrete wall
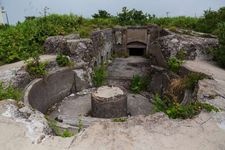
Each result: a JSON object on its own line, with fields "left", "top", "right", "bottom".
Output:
{"left": 24, "top": 68, "right": 75, "bottom": 113}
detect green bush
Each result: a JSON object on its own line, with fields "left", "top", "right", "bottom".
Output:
{"left": 56, "top": 54, "right": 72, "bottom": 67}
{"left": 167, "top": 57, "right": 183, "bottom": 73}
{"left": 184, "top": 73, "right": 206, "bottom": 90}
{"left": 92, "top": 65, "right": 107, "bottom": 87}
{"left": 195, "top": 7, "right": 225, "bottom": 33}
{"left": 130, "top": 75, "right": 150, "bottom": 93}
{"left": 213, "top": 23, "right": 225, "bottom": 68}
{"left": 47, "top": 117, "right": 74, "bottom": 137}
{"left": 153, "top": 94, "right": 219, "bottom": 119}
{"left": 176, "top": 49, "right": 187, "bottom": 60}
{"left": 26, "top": 57, "right": 47, "bottom": 78}
{"left": 0, "top": 82, "right": 22, "bottom": 101}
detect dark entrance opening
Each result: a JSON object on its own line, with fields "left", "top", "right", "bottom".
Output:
{"left": 129, "top": 48, "right": 145, "bottom": 56}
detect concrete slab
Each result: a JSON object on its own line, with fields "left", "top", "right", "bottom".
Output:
{"left": 107, "top": 56, "right": 150, "bottom": 80}
{"left": 48, "top": 93, "right": 154, "bottom": 125}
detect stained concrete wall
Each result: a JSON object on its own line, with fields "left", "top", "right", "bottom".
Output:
{"left": 91, "top": 29, "right": 113, "bottom": 66}
{"left": 127, "top": 27, "right": 147, "bottom": 44}
{"left": 24, "top": 68, "right": 75, "bottom": 113}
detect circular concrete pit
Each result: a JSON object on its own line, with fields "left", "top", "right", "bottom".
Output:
{"left": 23, "top": 64, "right": 154, "bottom": 129}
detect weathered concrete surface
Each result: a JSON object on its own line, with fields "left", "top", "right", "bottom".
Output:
{"left": 73, "top": 69, "right": 92, "bottom": 92}
{"left": 91, "top": 86, "right": 127, "bottom": 118}
{"left": 24, "top": 68, "right": 75, "bottom": 113}
{"left": 49, "top": 94, "right": 91, "bottom": 120}
{"left": 127, "top": 94, "right": 154, "bottom": 116}
{"left": 0, "top": 55, "right": 57, "bottom": 88}
{"left": 108, "top": 56, "right": 150, "bottom": 80}
{"left": 182, "top": 60, "right": 225, "bottom": 110}
{"left": 49, "top": 92, "right": 153, "bottom": 126}
{"left": 0, "top": 100, "right": 51, "bottom": 145}
{"left": 69, "top": 113, "right": 225, "bottom": 150}
{"left": 1, "top": 100, "right": 225, "bottom": 150}
{"left": 159, "top": 33, "right": 218, "bottom": 60}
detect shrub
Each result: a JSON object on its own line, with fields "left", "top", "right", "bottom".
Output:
{"left": 153, "top": 94, "right": 219, "bottom": 119}
{"left": 130, "top": 75, "right": 150, "bottom": 93}
{"left": 213, "top": 23, "right": 225, "bottom": 68}
{"left": 184, "top": 72, "right": 206, "bottom": 90}
{"left": 92, "top": 10, "right": 112, "bottom": 19}
{"left": 176, "top": 49, "right": 187, "bottom": 60}
{"left": 167, "top": 57, "right": 183, "bottom": 73}
{"left": 26, "top": 57, "right": 47, "bottom": 78}
{"left": 56, "top": 54, "right": 72, "bottom": 67}
{"left": 47, "top": 117, "right": 74, "bottom": 137}
{"left": 0, "top": 82, "right": 22, "bottom": 101}
{"left": 92, "top": 65, "right": 107, "bottom": 87}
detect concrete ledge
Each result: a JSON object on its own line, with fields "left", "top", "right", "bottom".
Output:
{"left": 23, "top": 68, "right": 75, "bottom": 113}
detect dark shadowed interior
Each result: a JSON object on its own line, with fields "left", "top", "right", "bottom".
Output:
{"left": 129, "top": 48, "right": 145, "bottom": 56}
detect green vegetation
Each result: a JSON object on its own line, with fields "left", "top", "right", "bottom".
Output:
{"left": 92, "top": 10, "right": 112, "bottom": 19}
{"left": 184, "top": 73, "right": 206, "bottom": 90}
{"left": 47, "top": 117, "right": 74, "bottom": 137}
{"left": 167, "top": 57, "right": 183, "bottom": 73}
{"left": 92, "top": 65, "right": 107, "bottom": 87}
{"left": 153, "top": 94, "right": 219, "bottom": 119}
{"left": 0, "top": 82, "right": 22, "bottom": 101}
{"left": 130, "top": 75, "right": 150, "bottom": 93}
{"left": 26, "top": 56, "right": 47, "bottom": 78}
{"left": 56, "top": 53, "right": 72, "bottom": 67}
{"left": 176, "top": 49, "right": 187, "bottom": 60}
{"left": 78, "top": 117, "right": 84, "bottom": 133}
{"left": 0, "top": 7, "right": 225, "bottom": 68}
{"left": 112, "top": 117, "right": 127, "bottom": 122}
{"left": 213, "top": 23, "right": 225, "bottom": 68}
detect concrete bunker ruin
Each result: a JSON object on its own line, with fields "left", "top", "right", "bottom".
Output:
{"left": 22, "top": 24, "right": 218, "bottom": 132}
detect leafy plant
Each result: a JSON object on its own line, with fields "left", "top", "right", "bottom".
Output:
{"left": 153, "top": 94, "right": 219, "bottom": 119}
{"left": 167, "top": 57, "right": 183, "bottom": 73}
{"left": 78, "top": 117, "right": 84, "bottom": 133}
{"left": 112, "top": 117, "right": 127, "bottom": 122}
{"left": 47, "top": 117, "right": 74, "bottom": 137}
{"left": 213, "top": 23, "right": 225, "bottom": 68}
{"left": 62, "top": 129, "right": 74, "bottom": 137}
{"left": 26, "top": 56, "right": 47, "bottom": 78}
{"left": 56, "top": 53, "right": 72, "bottom": 67}
{"left": 92, "top": 65, "right": 107, "bottom": 87}
{"left": 176, "top": 49, "right": 187, "bottom": 60}
{"left": 130, "top": 75, "right": 150, "bottom": 93}
{"left": 184, "top": 72, "right": 206, "bottom": 90}
{"left": 0, "top": 82, "right": 22, "bottom": 101}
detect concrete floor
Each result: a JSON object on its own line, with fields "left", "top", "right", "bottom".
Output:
{"left": 107, "top": 56, "right": 151, "bottom": 80}
{"left": 49, "top": 93, "right": 154, "bottom": 121}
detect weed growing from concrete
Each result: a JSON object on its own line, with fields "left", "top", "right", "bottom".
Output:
{"left": 0, "top": 82, "right": 22, "bottom": 101}
{"left": 167, "top": 57, "right": 183, "bottom": 73}
{"left": 26, "top": 56, "right": 47, "bottom": 78}
{"left": 112, "top": 117, "right": 127, "bottom": 122}
{"left": 184, "top": 72, "right": 206, "bottom": 90}
{"left": 56, "top": 53, "right": 73, "bottom": 67}
{"left": 46, "top": 117, "right": 74, "bottom": 138}
{"left": 152, "top": 94, "right": 219, "bottom": 119}
{"left": 130, "top": 75, "right": 150, "bottom": 93}
{"left": 78, "top": 117, "right": 84, "bottom": 133}
{"left": 92, "top": 65, "right": 107, "bottom": 87}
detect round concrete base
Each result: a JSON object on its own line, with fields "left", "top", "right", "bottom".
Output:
{"left": 91, "top": 86, "right": 127, "bottom": 118}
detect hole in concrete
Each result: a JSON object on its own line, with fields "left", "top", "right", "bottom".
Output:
{"left": 129, "top": 48, "right": 145, "bottom": 56}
